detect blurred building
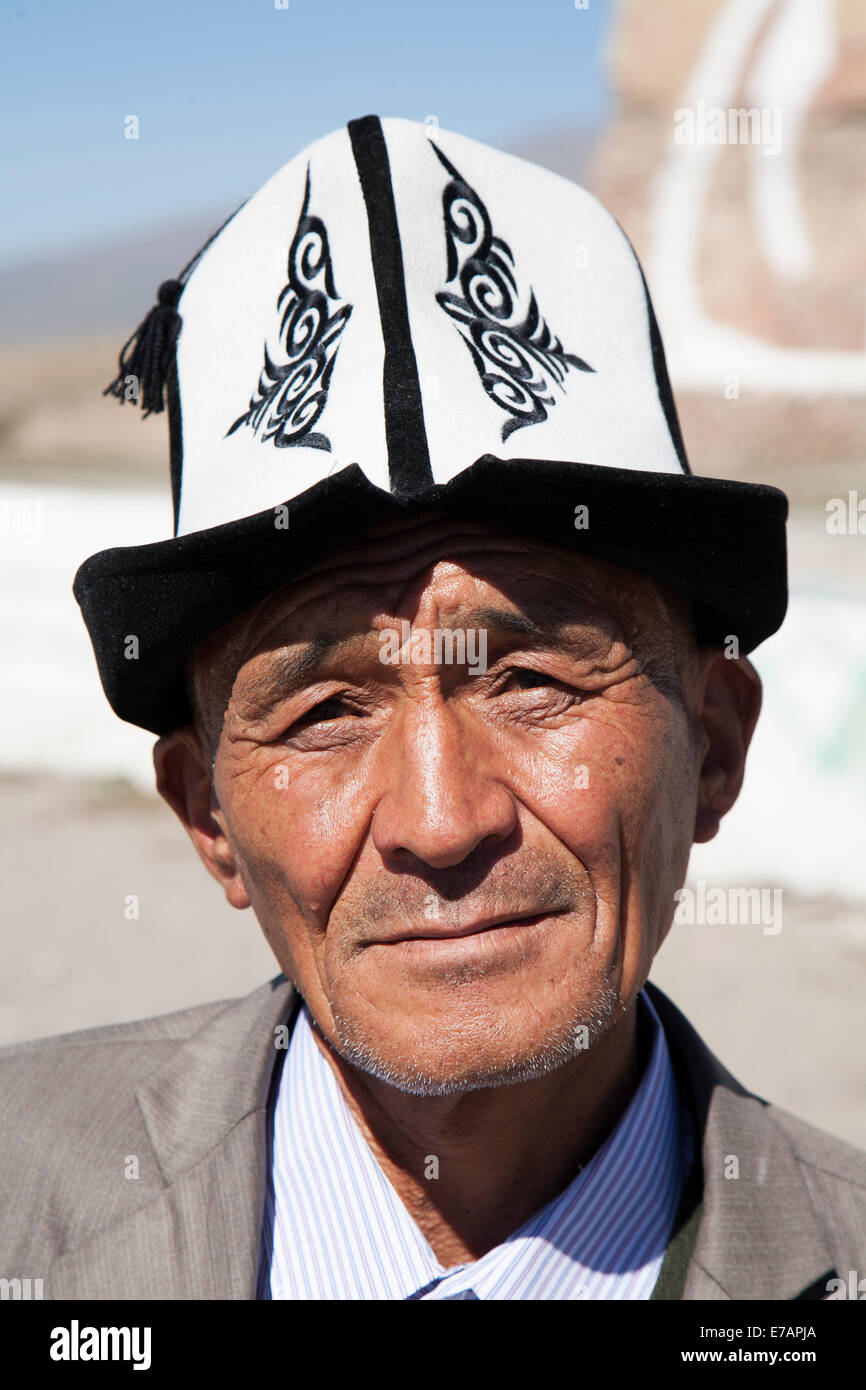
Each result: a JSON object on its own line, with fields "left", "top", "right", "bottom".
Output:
{"left": 589, "top": 0, "right": 866, "bottom": 494}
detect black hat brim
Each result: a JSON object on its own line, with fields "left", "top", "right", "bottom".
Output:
{"left": 73, "top": 455, "right": 788, "bottom": 735}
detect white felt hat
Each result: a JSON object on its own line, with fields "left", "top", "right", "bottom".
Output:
{"left": 75, "top": 114, "right": 787, "bottom": 733}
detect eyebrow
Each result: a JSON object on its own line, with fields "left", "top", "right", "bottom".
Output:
{"left": 234, "top": 633, "right": 349, "bottom": 712}
{"left": 469, "top": 606, "right": 579, "bottom": 650}
{"left": 234, "top": 605, "right": 601, "bottom": 709}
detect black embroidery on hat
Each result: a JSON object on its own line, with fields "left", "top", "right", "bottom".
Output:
{"left": 431, "top": 142, "right": 594, "bottom": 441}
{"left": 227, "top": 164, "right": 352, "bottom": 451}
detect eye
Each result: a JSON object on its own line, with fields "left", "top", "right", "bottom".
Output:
{"left": 306, "top": 696, "right": 349, "bottom": 721}
{"left": 287, "top": 694, "right": 354, "bottom": 733}
{"left": 502, "top": 667, "right": 562, "bottom": 691}
{"left": 493, "top": 667, "right": 584, "bottom": 709}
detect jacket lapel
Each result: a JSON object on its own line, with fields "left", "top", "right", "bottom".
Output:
{"left": 49, "top": 974, "right": 298, "bottom": 1300}
{"left": 646, "top": 983, "right": 838, "bottom": 1300}
{"left": 47, "top": 972, "right": 839, "bottom": 1300}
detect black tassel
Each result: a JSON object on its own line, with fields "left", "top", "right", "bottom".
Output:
{"left": 103, "top": 278, "right": 184, "bottom": 418}
{"left": 102, "top": 198, "right": 250, "bottom": 419}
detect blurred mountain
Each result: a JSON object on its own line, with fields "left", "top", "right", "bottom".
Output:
{"left": 0, "top": 209, "right": 235, "bottom": 349}
{"left": 0, "top": 122, "right": 601, "bottom": 350}
{"left": 0, "top": 122, "right": 601, "bottom": 486}
{"left": 504, "top": 121, "right": 601, "bottom": 186}
{"left": 0, "top": 73, "right": 862, "bottom": 504}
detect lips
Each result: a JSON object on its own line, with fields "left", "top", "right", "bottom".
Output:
{"left": 373, "top": 909, "right": 564, "bottom": 945}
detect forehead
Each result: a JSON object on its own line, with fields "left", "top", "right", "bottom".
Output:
{"left": 189, "top": 512, "right": 679, "bottom": 703}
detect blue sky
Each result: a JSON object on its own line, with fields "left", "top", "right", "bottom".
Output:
{"left": 0, "top": 0, "right": 613, "bottom": 267}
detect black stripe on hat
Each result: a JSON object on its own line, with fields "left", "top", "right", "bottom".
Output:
{"left": 347, "top": 115, "right": 433, "bottom": 494}
{"left": 614, "top": 218, "right": 690, "bottom": 476}
{"left": 638, "top": 264, "right": 691, "bottom": 476}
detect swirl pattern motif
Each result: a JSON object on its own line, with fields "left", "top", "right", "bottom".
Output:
{"left": 430, "top": 141, "right": 594, "bottom": 441}
{"left": 227, "top": 165, "right": 352, "bottom": 451}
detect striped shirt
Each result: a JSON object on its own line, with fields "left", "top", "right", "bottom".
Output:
{"left": 257, "top": 988, "right": 692, "bottom": 1299}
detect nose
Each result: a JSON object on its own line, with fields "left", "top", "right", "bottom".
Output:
{"left": 371, "top": 696, "right": 517, "bottom": 869}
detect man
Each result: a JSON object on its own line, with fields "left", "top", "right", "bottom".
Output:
{"left": 1, "top": 115, "right": 864, "bottom": 1301}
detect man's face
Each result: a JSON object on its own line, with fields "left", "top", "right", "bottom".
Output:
{"left": 166, "top": 515, "right": 732, "bottom": 1096}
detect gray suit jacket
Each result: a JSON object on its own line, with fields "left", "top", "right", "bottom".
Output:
{"left": 0, "top": 974, "right": 863, "bottom": 1299}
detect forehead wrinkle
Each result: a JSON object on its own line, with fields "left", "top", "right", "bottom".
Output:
{"left": 299, "top": 513, "right": 521, "bottom": 579}
{"left": 191, "top": 534, "right": 694, "bottom": 745}
{"left": 282, "top": 528, "right": 561, "bottom": 611}
{"left": 230, "top": 532, "right": 637, "bottom": 661}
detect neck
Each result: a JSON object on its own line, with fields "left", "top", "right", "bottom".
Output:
{"left": 311, "top": 998, "right": 649, "bottom": 1268}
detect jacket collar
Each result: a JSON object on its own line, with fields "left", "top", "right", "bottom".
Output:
{"left": 49, "top": 974, "right": 298, "bottom": 1299}
{"left": 132, "top": 974, "right": 298, "bottom": 1186}
{"left": 645, "top": 982, "right": 837, "bottom": 1300}
{"left": 49, "top": 973, "right": 836, "bottom": 1300}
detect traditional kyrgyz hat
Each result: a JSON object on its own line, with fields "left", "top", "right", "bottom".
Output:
{"left": 74, "top": 114, "right": 787, "bottom": 735}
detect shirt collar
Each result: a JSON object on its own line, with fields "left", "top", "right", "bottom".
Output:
{"left": 262, "top": 987, "right": 688, "bottom": 1299}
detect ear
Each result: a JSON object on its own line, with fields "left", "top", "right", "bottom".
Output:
{"left": 153, "top": 726, "right": 251, "bottom": 910}
{"left": 693, "top": 653, "right": 762, "bottom": 844}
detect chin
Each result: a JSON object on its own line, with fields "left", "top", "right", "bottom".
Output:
{"left": 325, "top": 982, "right": 628, "bottom": 1098}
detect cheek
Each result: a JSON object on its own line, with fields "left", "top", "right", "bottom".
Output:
{"left": 503, "top": 709, "right": 693, "bottom": 990}
{"left": 220, "top": 752, "right": 379, "bottom": 926}
{"left": 504, "top": 708, "right": 692, "bottom": 897}
{"left": 501, "top": 714, "right": 654, "bottom": 850}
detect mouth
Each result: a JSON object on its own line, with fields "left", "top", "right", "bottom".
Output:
{"left": 372, "top": 908, "right": 568, "bottom": 946}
